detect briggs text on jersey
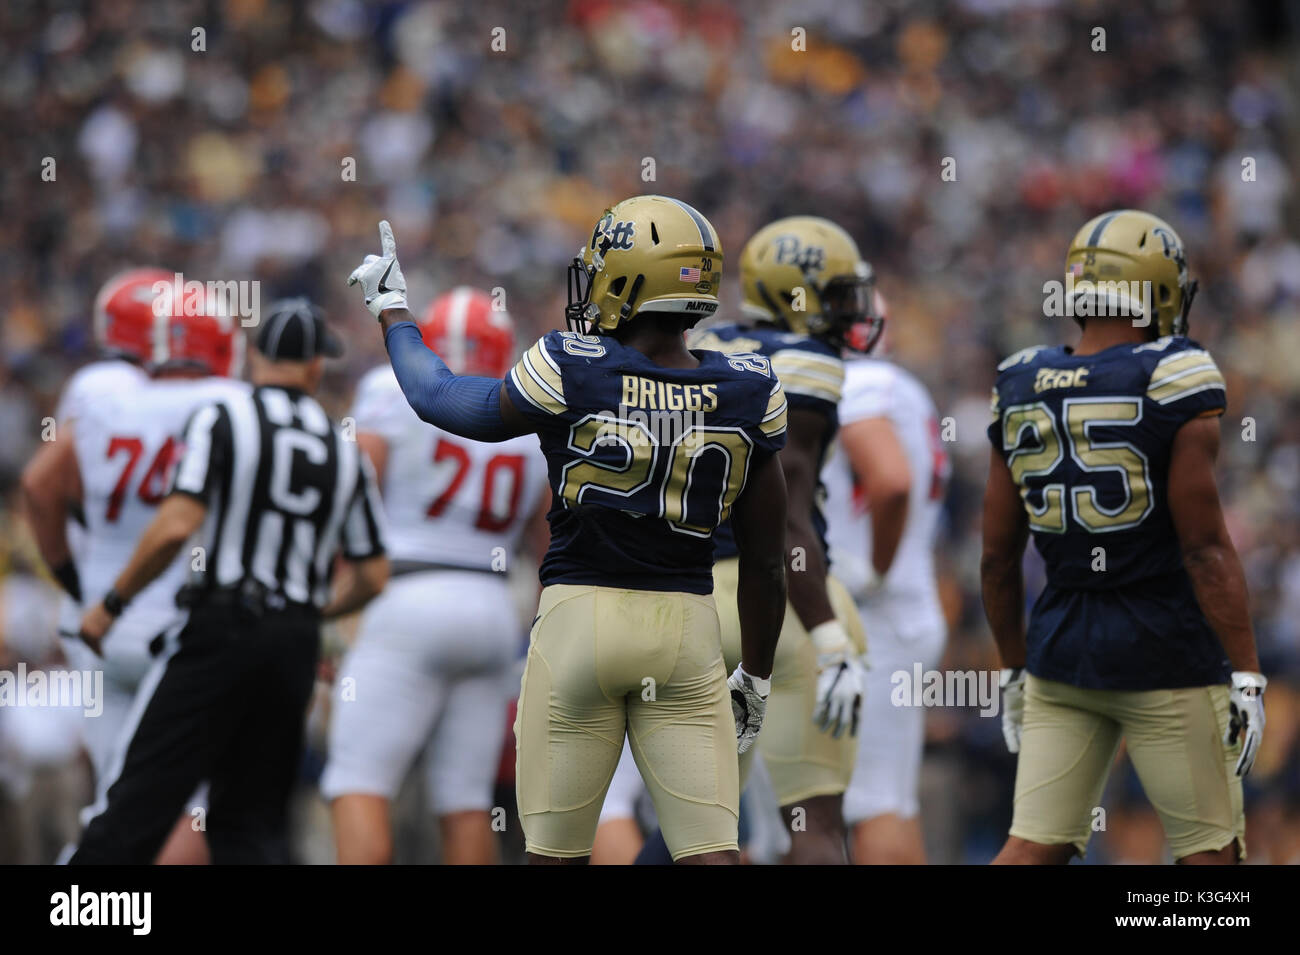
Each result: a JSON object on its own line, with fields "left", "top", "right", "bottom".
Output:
{"left": 619, "top": 376, "right": 718, "bottom": 413}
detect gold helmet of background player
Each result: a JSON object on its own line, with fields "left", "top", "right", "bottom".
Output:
{"left": 740, "top": 216, "right": 877, "bottom": 350}
{"left": 566, "top": 195, "right": 722, "bottom": 334}
{"left": 1065, "top": 209, "right": 1198, "bottom": 338}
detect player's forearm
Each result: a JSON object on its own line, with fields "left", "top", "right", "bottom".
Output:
{"left": 322, "top": 556, "right": 390, "bottom": 620}
{"left": 383, "top": 320, "right": 519, "bottom": 442}
{"left": 111, "top": 520, "right": 191, "bottom": 603}
{"left": 378, "top": 306, "right": 415, "bottom": 334}
{"left": 785, "top": 521, "right": 835, "bottom": 630}
{"left": 1184, "top": 543, "right": 1260, "bottom": 673}
{"left": 20, "top": 460, "right": 72, "bottom": 571}
{"left": 737, "top": 552, "right": 786, "bottom": 679}
{"left": 980, "top": 553, "right": 1026, "bottom": 668}
{"left": 869, "top": 486, "right": 908, "bottom": 577}
{"left": 22, "top": 490, "right": 72, "bottom": 573}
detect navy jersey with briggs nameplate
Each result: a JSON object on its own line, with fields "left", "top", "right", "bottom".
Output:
{"left": 503, "top": 329, "right": 787, "bottom": 595}
{"left": 987, "top": 336, "right": 1231, "bottom": 690}
{"left": 691, "top": 323, "right": 844, "bottom": 562}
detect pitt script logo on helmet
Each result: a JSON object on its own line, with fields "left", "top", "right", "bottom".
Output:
{"left": 565, "top": 195, "right": 722, "bottom": 334}
{"left": 1064, "top": 209, "right": 1198, "bottom": 338}
{"left": 740, "top": 216, "right": 881, "bottom": 352}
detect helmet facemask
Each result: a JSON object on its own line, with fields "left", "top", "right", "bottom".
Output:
{"left": 565, "top": 251, "right": 598, "bottom": 334}
{"left": 818, "top": 269, "right": 880, "bottom": 353}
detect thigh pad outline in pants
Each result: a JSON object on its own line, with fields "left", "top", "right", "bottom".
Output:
{"left": 1109, "top": 683, "right": 1244, "bottom": 860}
{"left": 1009, "top": 675, "right": 1123, "bottom": 857}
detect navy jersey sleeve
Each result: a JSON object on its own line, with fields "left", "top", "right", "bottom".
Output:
{"left": 987, "top": 383, "right": 1003, "bottom": 452}
{"left": 726, "top": 357, "right": 788, "bottom": 459}
{"left": 755, "top": 377, "right": 789, "bottom": 453}
{"left": 768, "top": 343, "right": 843, "bottom": 418}
{"left": 1144, "top": 340, "right": 1226, "bottom": 423}
{"left": 503, "top": 330, "right": 573, "bottom": 426}
{"left": 987, "top": 345, "right": 1049, "bottom": 452}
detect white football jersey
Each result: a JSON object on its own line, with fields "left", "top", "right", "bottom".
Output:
{"left": 352, "top": 365, "right": 548, "bottom": 570}
{"left": 53, "top": 359, "right": 149, "bottom": 637}
{"left": 56, "top": 359, "right": 147, "bottom": 425}
{"left": 822, "top": 358, "right": 949, "bottom": 637}
{"left": 73, "top": 375, "right": 250, "bottom": 683}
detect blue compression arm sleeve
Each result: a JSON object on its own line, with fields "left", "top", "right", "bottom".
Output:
{"left": 384, "top": 320, "right": 517, "bottom": 442}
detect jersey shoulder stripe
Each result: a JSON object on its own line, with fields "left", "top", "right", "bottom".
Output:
{"left": 770, "top": 349, "right": 844, "bottom": 404}
{"left": 997, "top": 345, "right": 1050, "bottom": 372}
{"left": 509, "top": 338, "right": 567, "bottom": 415}
{"left": 1147, "top": 348, "right": 1225, "bottom": 405}
{"left": 760, "top": 381, "right": 788, "bottom": 438}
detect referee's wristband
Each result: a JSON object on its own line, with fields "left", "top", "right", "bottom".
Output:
{"left": 102, "top": 588, "right": 130, "bottom": 618}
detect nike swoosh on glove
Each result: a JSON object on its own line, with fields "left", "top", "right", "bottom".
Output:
{"left": 348, "top": 220, "right": 409, "bottom": 318}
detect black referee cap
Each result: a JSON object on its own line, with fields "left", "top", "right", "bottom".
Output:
{"left": 256, "top": 298, "right": 344, "bottom": 360}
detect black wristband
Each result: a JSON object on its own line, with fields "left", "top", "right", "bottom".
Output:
{"left": 102, "top": 588, "right": 129, "bottom": 617}
{"left": 52, "top": 560, "right": 82, "bottom": 602}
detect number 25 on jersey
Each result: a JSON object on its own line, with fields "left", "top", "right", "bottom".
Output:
{"left": 1002, "top": 396, "right": 1153, "bottom": 534}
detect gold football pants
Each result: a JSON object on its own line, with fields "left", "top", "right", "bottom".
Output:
{"left": 514, "top": 584, "right": 739, "bottom": 861}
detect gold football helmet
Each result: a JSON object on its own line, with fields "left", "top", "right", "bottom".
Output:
{"left": 566, "top": 195, "right": 722, "bottom": 334}
{"left": 1065, "top": 209, "right": 1198, "bottom": 338}
{"left": 740, "top": 216, "right": 879, "bottom": 351}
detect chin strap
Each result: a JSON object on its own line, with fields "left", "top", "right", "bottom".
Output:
{"left": 1178, "top": 278, "right": 1199, "bottom": 336}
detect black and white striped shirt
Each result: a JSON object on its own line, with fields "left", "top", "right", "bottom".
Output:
{"left": 170, "top": 385, "right": 385, "bottom": 609}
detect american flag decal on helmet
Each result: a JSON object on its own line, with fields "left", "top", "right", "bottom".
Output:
{"left": 679, "top": 267, "right": 701, "bottom": 282}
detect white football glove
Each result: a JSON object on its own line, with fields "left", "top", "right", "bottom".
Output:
{"left": 347, "top": 220, "right": 408, "bottom": 318}
{"left": 999, "top": 666, "right": 1025, "bottom": 754}
{"left": 810, "top": 620, "right": 866, "bottom": 738}
{"left": 1225, "top": 671, "right": 1267, "bottom": 777}
{"left": 727, "top": 665, "right": 771, "bottom": 754}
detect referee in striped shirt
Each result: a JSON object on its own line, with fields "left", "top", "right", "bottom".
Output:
{"left": 72, "top": 299, "right": 389, "bottom": 864}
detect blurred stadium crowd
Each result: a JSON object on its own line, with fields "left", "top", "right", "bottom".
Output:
{"left": 1, "top": 0, "right": 1298, "bottom": 863}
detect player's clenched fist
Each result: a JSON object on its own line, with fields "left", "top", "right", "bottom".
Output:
{"left": 348, "top": 220, "right": 409, "bottom": 318}
{"left": 1225, "top": 671, "right": 1267, "bottom": 777}
{"left": 999, "top": 666, "right": 1025, "bottom": 754}
{"left": 728, "top": 665, "right": 771, "bottom": 753}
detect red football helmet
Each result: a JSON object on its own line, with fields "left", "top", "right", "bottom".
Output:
{"left": 162, "top": 310, "right": 244, "bottom": 378}
{"left": 93, "top": 267, "right": 174, "bottom": 364}
{"left": 420, "top": 286, "right": 515, "bottom": 378}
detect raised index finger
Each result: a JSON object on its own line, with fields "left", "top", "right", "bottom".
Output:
{"left": 378, "top": 219, "right": 397, "bottom": 257}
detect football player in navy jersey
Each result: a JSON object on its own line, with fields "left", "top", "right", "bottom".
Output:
{"left": 347, "top": 198, "right": 789, "bottom": 864}
{"left": 983, "top": 210, "right": 1265, "bottom": 865}
{"left": 688, "top": 216, "right": 875, "bottom": 864}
